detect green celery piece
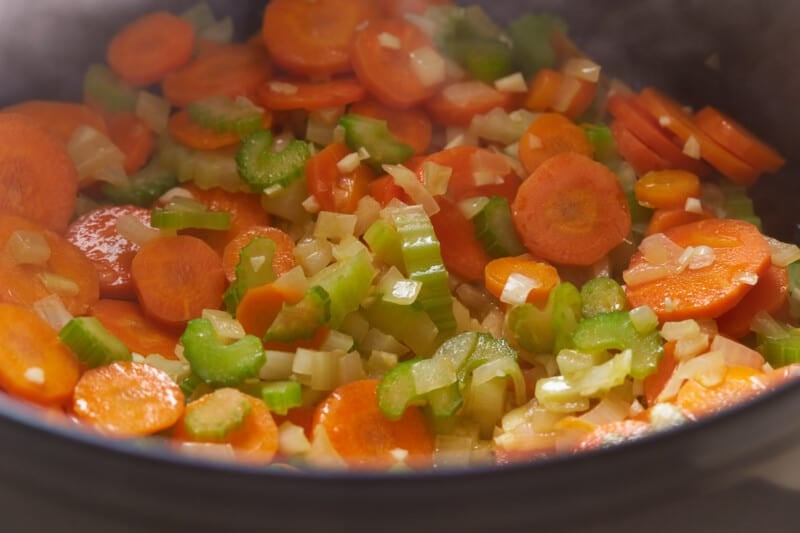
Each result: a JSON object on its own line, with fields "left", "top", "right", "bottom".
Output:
{"left": 580, "top": 276, "right": 628, "bottom": 318}
{"left": 260, "top": 381, "right": 303, "bottom": 416}
{"left": 236, "top": 129, "right": 311, "bottom": 193}
{"left": 83, "top": 64, "right": 137, "bottom": 112}
{"left": 181, "top": 318, "right": 266, "bottom": 387}
{"left": 788, "top": 261, "right": 800, "bottom": 319}
{"left": 457, "top": 333, "right": 518, "bottom": 386}
{"left": 180, "top": 3, "right": 216, "bottom": 30}
{"left": 339, "top": 114, "right": 414, "bottom": 169}
{"left": 179, "top": 374, "right": 211, "bottom": 401}
{"left": 552, "top": 282, "right": 582, "bottom": 354}
{"left": 264, "top": 286, "right": 331, "bottom": 343}
{"left": 425, "top": 383, "right": 463, "bottom": 418}
{"left": 572, "top": 310, "right": 664, "bottom": 379}
{"left": 377, "top": 358, "right": 422, "bottom": 421}
{"left": 759, "top": 334, "right": 800, "bottom": 368}
{"left": 625, "top": 190, "right": 653, "bottom": 228}
{"left": 150, "top": 204, "right": 232, "bottom": 231}
{"left": 432, "top": 331, "right": 479, "bottom": 371}
{"left": 583, "top": 123, "right": 619, "bottom": 165}
{"left": 223, "top": 237, "right": 277, "bottom": 315}
{"left": 364, "top": 219, "right": 405, "bottom": 271}
{"left": 721, "top": 182, "right": 762, "bottom": 230}
{"left": 187, "top": 96, "right": 263, "bottom": 136}
{"left": 58, "top": 317, "right": 131, "bottom": 368}
{"left": 472, "top": 196, "right": 526, "bottom": 258}
{"left": 310, "top": 250, "right": 377, "bottom": 329}
{"left": 444, "top": 39, "right": 513, "bottom": 84}
{"left": 362, "top": 299, "right": 440, "bottom": 356}
{"left": 102, "top": 162, "right": 178, "bottom": 207}
{"left": 391, "top": 206, "right": 456, "bottom": 334}
{"left": 198, "top": 16, "right": 233, "bottom": 44}
{"left": 183, "top": 388, "right": 252, "bottom": 440}
{"left": 508, "top": 14, "right": 568, "bottom": 78}
{"left": 507, "top": 300, "right": 556, "bottom": 354}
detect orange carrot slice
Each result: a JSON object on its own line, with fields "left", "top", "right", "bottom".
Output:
{"left": 716, "top": 264, "right": 790, "bottom": 339}
{"left": 634, "top": 169, "right": 702, "bottom": 210}
{"left": 221, "top": 226, "right": 297, "bottom": 283}
{"left": 257, "top": 78, "right": 366, "bottom": 111}
{"left": 426, "top": 81, "right": 518, "bottom": 127}
{"left": 484, "top": 256, "right": 560, "bottom": 305}
{"left": 430, "top": 197, "right": 492, "bottom": 283}
{"left": 3, "top": 100, "right": 109, "bottom": 145}
{"left": 89, "top": 299, "right": 181, "bottom": 360}
{"left": 349, "top": 99, "right": 433, "bottom": 155}
{"left": 518, "top": 112, "right": 594, "bottom": 175}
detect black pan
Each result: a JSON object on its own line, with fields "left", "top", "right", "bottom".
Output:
{"left": 1, "top": 1, "right": 799, "bottom": 532}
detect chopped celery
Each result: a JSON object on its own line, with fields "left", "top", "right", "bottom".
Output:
{"left": 426, "top": 383, "right": 463, "bottom": 418}
{"left": 223, "top": 237, "right": 277, "bottom": 315}
{"left": 261, "top": 381, "right": 303, "bottom": 415}
{"left": 788, "top": 261, "right": 800, "bottom": 319}
{"left": 180, "top": 3, "right": 216, "bottom": 30}
{"left": 391, "top": 206, "right": 456, "bottom": 334}
{"left": 458, "top": 333, "right": 518, "bottom": 386}
{"left": 434, "top": 331, "right": 480, "bottom": 371}
{"left": 364, "top": 219, "right": 405, "bottom": 270}
{"left": 362, "top": 299, "right": 440, "bottom": 356}
{"left": 187, "top": 96, "right": 263, "bottom": 136}
{"left": 339, "top": 114, "right": 414, "bottom": 169}
{"left": 572, "top": 311, "right": 664, "bottom": 379}
{"left": 198, "top": 16, "right": 233, "bottom": 44}
{"left": 507, "top": 299, "right": 556, "bottom": 354}
{"left": 583, "top": 124, "right": 619, "bottom": 166}
{"left": 184, "top": 388, "right": 252, "bottom": 440}
{"left": 310, "top": 250, "right": 377, "bottom": 329}
{"left": 181, "top": 318, "right": 266, "bottom": 387}
{"left": 508, "top": 14, "right": 568, "bottom": 78}
{"left": 444, "top": 39, "right": 514, "bottom": 84}
{"left": 464, "top": 377, "right": 508, "bottom": 437}
{"left": 721, "top": 182, "right": 762, "bottom": 230}
{"left": 626, "top": 190, "right": 653, "bottom": 229}
{"left": 58, "top": 316, "right": 131, "bottom": 368}
{"left": 758, "top": 333, "right": 800, "bottom": 368}
{"left": 265, "top": 286, "right": 331, "bottom": 343}
{"left": 236, "top": 129, "right": 311, "bottom": 193}
{"left": 580, "top": 276, "right": 628, "bottom": 318}
{"left": 180, "top": 373, "right": 207, "bottom": 400}
{"left": 150, "top": 198, "right": 232, "bottom": 231}
{"left": 83, "top": 64, "right": 138, "bottom": 112}
{"left": 102, "top": 162, "right": 178, "bottom": 207}
{"left": 551, "top": 282, "right": 582, "bottom": 354}
{"left": 377, "top": 358, "right": 423, "bottom": 421}
{"left": 472, "top": 196, "right": 526, "bottom": 258}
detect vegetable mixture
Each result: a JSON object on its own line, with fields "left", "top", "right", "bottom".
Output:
{"left": 0, "top": 0, "right": 797, "bottom": 471}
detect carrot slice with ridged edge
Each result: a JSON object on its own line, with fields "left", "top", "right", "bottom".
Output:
{"left": 512, "top": 152, "right": 631, "bottom": 266}
{"left": 107, "top": 12, "right": 195, "bottom": 87}
{"left": 610, "top": 120, "right": 670, "bottom": 176}
{"left": 105, "top": 112, "right": 154, "bottom": 175}
{"left": 72, "top": 361, "right": 185, "bottom": 437}
{"left": 518, "top": 112, "right": 593, "bottom": 175}
{"left": 222, "top": 226, "right": 297, "bottom": 284}
{"left": 0, "top": 213, "right": 99, "bottom": 315}
{"left": 89, "top": 299, "right": 181, "bottom": 360}
{"left": 257, "top": 78, "right": 366, "bottom": 111}
{"left": 625, "top": 218, "right": 772, "bottom": 321}
{"left": 716, "top": 264, "right": 789, "bottom": 340}
{"left": 0, "top": 114, "right": 79, "bottom": 233}
{"left": 0, "top": 303, "right": 80, "bottom": 406}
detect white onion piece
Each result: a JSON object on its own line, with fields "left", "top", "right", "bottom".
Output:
{"left": 500, "top": 273, "right": 541, "bottom": 305}
{"left": 409, "top": 46, "right": 446, "bottom": 88}
{"left": 331, "top": 235, "right": 368, "bottom": 262}
{"left": 307, "top": 426, "right": 347, "bottom": 469}
{"left": 279, "top": 421, "right": 312, "bottom": 456}
{"left": 443, "top": 81, "right": 496, "bottom": 106}
{"left": 202, "top": 309, "right": 245, "bottom": 342}
{"left": 734, "top": 271, "right": 759, "bottom": 286}
{"left": 657, "top": 350, "right": 727, "bottom": 402}
{"left": 470, "top": 148, "right": 512, "bottom": 186}
{"left": 115, "top": 214, "right": 159, "bottom": 247}
{"left": 32, "top": 294, "right": 73, "bottom": 331}
{"left": 366, "top": 350, "right": 399, "bottom": 378}
{"left": 310, "top": 350, "right": 340, "bottom": 391}
{"left": 294, "top": 237, "right": 333, "bottom": 276}
{"left": 179, "top": 442, "right": 236, "bottom": 460}
{"left": 661, "top": 319, "right": 701, "bottom": 341}
{"left": 268, "top": 81, "right": 298, "bottom": 95}
{"left": 629, "top": 305, "right": 659, "bottom": 334}
{"left": 684, "top": 197, "right": 704, "bottom": 214}
{"left": 383, "top": 164, "right": 440, "bottom": 215}
{"left": 563, "top": 58, "right": 602, "bottom": 83}
{"left": 5, "top": 230, "right": 50, "bottom": 266}
{"left": 354, "top": 195, "right": 381, "bottom": 236}
{"left": 136, "top": 91, "right": 170, "bottom": 134}
{"left": 749, "top": 310, "right": 790, "bottom": 338}
{"left": 578, "top": 393, "right": 629, "bottom": 426}
{"left": 378, "top": 32, "right": 401, "bottom": 49}
{"left": 272, "top": 265, "right": 309, "bottom": 296}
{"left": 552, "top": 75, "right": 582, "bottom": 114}
{"left": 674, "top": 333, "right": 710, "bottom": 361}
{"left": 336, "top": 152, "right": 361, "bottom": 174}
{"left": 494, "top": 72, "right": 528, "bottom": 93}
{"left": 458, "top": 196, "right": 490, "bottom": 220}
{"left": 711, "top": 334, "right": 765, "bottom": 369}
{"left": 640, "top": 233, "right": 685, "bottom": 265}
{"left": 337, "top": 351, "right": 366, "bottom": 386}
{"left": 260, "top": 350, "right": 296, "bottom": 381}
{"left": 360, "top": 328, "right": 408, "bottom": 356}
{"left": 38, "top": 273, "right": 79, "bottom": 297}
{"left": 766, "top": 236, "right": 800, "bottom": 267}
{"left": 67, "top": 126, "right": 127, "bottom": 186}
{"left": 313, "top": 211, "right": 357, "bottom": 242}
{"left": 422, "top": 161, "right": 452, "bottom": 196}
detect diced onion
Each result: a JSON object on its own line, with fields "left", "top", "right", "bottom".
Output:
{"left": 292, "top": 348, "right": 314, "bottom": 376}
{"left": 562, "top": 58, "right": 602, "bottom": 83}
{"left": 302, "top": 195, "right": 321, "bottom": 214}
{"left": 457, "top": 196, "right": 490, "bottom": 220}
{"left": 649, "top": 403, "right": 687, "bottom": 431}
{"left": 273, "top": 265, "right": 309, "bottom": 296}
{"left": 136, "top": 91, "right": 170, "bottom": 134}
{"left": 469, "top": 106, "right": 528, "bottom": 146}
{"left": 378, "top": 267, "right": 423, "bottom": 306}
{"left": 683, "top": 135, "right": 701, "bottom": 159}
{"left": 23, "top": 367, "right": 45, "bottom": 385}
{"left": 279, "top": 421, "right": 312, "bottom": 456}
{"left": 443, "top": 81, "right": 496, "bottom": 107}
{"left": 202, "top": 309, "right": 246, "bottom": 342}
{"left": 32, "top": 294, "right": 73, "bottom": 331}
{"left": 360, "top": 328, "right": 409, "bottom": 355}
{"left": 5, "top": 230, "right": 50, "bottom": 266}
{"left": 623, "top": 263, "right": 679, "bottom": 287}
{"left": 750, "top": 310, "right": 790, "bottom": 338}
{"left": 471, "top": 357, "right": 520, "bottom": 389}
{"left": 115, "top": 214, "right": 160, "bottom": 246}
{"left": 494, "top": 72, "right": 528, "bottom": 93}
{"left": 674, "top": 332, "right": 710, "bottom": 361}
{"left": 260, "top": 350, "right": 296, "bottom": 380}
{"left": 734, "top": 271, "right": 759, "bottom": 286}
{"left": 331, "top": 235, "right": 368, "bottom": 262}
{"left": 336, "top": 152, "right": 362, "bottom": 174}
{"left": 179, "top": 442, "right": 236, "bottom": 460}
{"left": 629, "top": 306, "right": 659, "bottom": 334}
{"left": 552, "top": 75, "right": 583, "bottom": 114}
{"left": 320, "top": 330, "right": 355, "bottom": 352}
{"left": 366, "top": 350, "right": 399, "bottom": 378}
{"left": 306, "top": 426, "right": 348, "bottom": 470}
{"left": 500, "top": 273, "right": 541, "bottom": 305}
{"left": 661, "top": 319, "right": 701, "bottom": 341}
{"left": 640, "top": 233, "right": 685, "bottom": 265}
{"left": 142, "top": 354, "right": 190, "bottom": 383}
{"left": 412, "top": 358, "right": 457, "bottom": 395}
{"left": 409, "top": 46, "right": 446, "bottom": 88}
{"left": 38, "top": 273, "right": 80, "bottom": 297}
{"left": 710, "top": 334, "right": 765, "bottom": 369}
{"left": 383, "top": 164, "right": 440, "bottom": 215}
{"left": 378, "top": 31, "right": 402, "bottom": 49}
{"left": 337, "top": 351, "right": 366, "bottom": 385}
{"left": 686, "top": 245, "right": 715, "bottom": 270}
{"left": 294, "top": 237, "right": 333, "bottom": 276}
{"left": 766, "top": 236, "right": 800, "bottom": 267}
{"left": 354, "top": 195, "right": 382, "bottom": 236}
{"left": 657, "top": 350, "right": 727, "bottom": 402}
{"left": 578, "top": 393, "right": 629, "bottom": 426}
{"left": 306, "top": 113, "right": 337, "bottom": 146}
{"left": 434, "top": 435, "right": 475, "bottom": 468}
{"left": 422, "top": 161, "right": 452, "bottom": 196}
{"left": 403, "top": 13, "right": 436, "bottom": 36}
{"left": 684, "top": 197, "right": 704, "bottom": 214}
{"left": 67, "top": 126, "right": 127, "bottom": 187}
{"left": 310, "top": 350, "right": 340, "bottom": 391}
{"left": 269, "top": 81, "right": 299, "bottom": 95}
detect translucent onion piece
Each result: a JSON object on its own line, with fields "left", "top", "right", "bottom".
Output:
{"left": 494, "top": 72, "right": 528, "bottom": 93}
{"left": 5, "top": 230, "right": 50, "bottom": 266}
{"left": 710, "top": 334, "right": 765, "bottom": 369}
{"left": 313, "top": 211, "right": 357, "bottom": 242}
{"left": 500, "top": 273, "right": 541, "bottom": 305}
{"left": 136, "top": 91, "right": 170, "bottom": 134}
{"left": 201, "top": 309, "right": 246, "bottom": 342}
{"left": 409, "top": 46, "right": 446, "bottom": 88}
{"left": 766, "top": 236, "right": 800, "bottom": 267}
{"left": 383, "top": 164, "right": 440, "bottom": 216}
{"left": 337, "top": 351, "right": 366, "bottom": 386}
{"left": 259, "top": 350, "right": 296, "bottom": 381}
{"left": 279, "top": 421, "right": 312, "bottom": 456}
{"left": 661, "top": 319, "right": 701, "bottom": 341}
{"left": 32, "top": 294, "right": 73, "bottom": 331}
{"left": 412, "top": 358, "right": 457, "bottom": 395}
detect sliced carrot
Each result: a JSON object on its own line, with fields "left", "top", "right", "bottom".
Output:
{"left": 221, "top": 226, "right": 297, "bottom": 283}
{"left": 381, "top": 0, "right": 453, "bottom": 18}
{"left": 694, "top": 106, "right": 785, "bottom": 174}
{"left": 0, "top": 213, "right": 100, "bottom": 315}
{"left": 0, "top": 114, "right": 78, "bottom": 233}
{"left": 524, "top": 68, "right": 565, "bottom": 112}
{"left": 637, "top": 88, "right": 759, "bottom": 185}
{"left": 643, "top": 341, "right": 678, "bottom": 407}
{"left": 107, "top": 12, "right": 195, "bottom": 87}
{"left": 369, "top": 174, "right": 409, "bottom": 207}
{"left": 65, "top": 205, "right": 152, "bottom": 300}
{"left": 430, "top": 197, "right": 492, "bottom": 283}
{"left": 3, "top": 100, "right": 109, "bottom": 145}
{"left": 257, "top": 78, "right": 366, "bottom": 111}
{"left": 273, "top": 405, "right": 316, "bottom": 440}
{"left": 182, "top": 184, "right": 272, "bottom": 255}
{"left": 352, "top": 19, "right": 440, "bottom": 109}
{"left": 716, "top": 264, "right": 790, "bottom": 339}
{"left": 484, "top": 256, "right": 560, "bottom": 305}
{"left": 609, "top": 120, "right": 670, "bottom": 176}
{"left": 162, "top": 44, "right": 272, "bottom": 107}
{"left": 173, "top": 391, "right": 278, "bottom": 463}
{"left": 305, "top": 142, "right": 375, "bottom": 214}
{"left": 418, "top": 146, "right": 521, "bottom": 202}
{"left": 557, "top": 76, "right": 598, "bottom": 120}
{"left": 349, "top": 99, "right": 433, "bottom": 154}
{"left": 262, "top": 0, "right": 378, "bottom": 77}
{"left": 625, "top": 218, "right": 772, "bottom": 321}
{"left": 89, "top": 299, "right": 181, "bottom": 360}
{"left": 426, "top": 81, "right": 518, "bottom": 127}
{"left": 313, "top": 379, "right": 434, "bottom": 470}
{"left": 573, "top": 419, "right": 651, "bottom": 452}
{"left": 675, "top": 366, "right": 769, "bottom": 421}
{"left": 105, "top": 112, "right": 154, "bottom": 175}
{"left": 0, "top": 303, "right": 80, "bottom": 406}
{"left": 606, "top": 94, "right": 711, "bottom": 176}
{"left": 763, "top": 363, "right": 800, "bottom": 389}
{"left": 512, "top": 152, "right": 631, "bottom": 266}
{"left": 72, "top": 361, "right": 184, "bottom": 437}
{"left": 131, "top": 235, "right": 226, "bottom": 326}
{"left": 634, "top": 169, "right": 702, "bottom": 210}
{"left": 518, "top": 112, "right": 594, "bottom": 175}
{"left": 168, "top": 109, "right": 241, "bottom": 150}
{"left": 645, "top": 206, "right": 715, "bottom": 237}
